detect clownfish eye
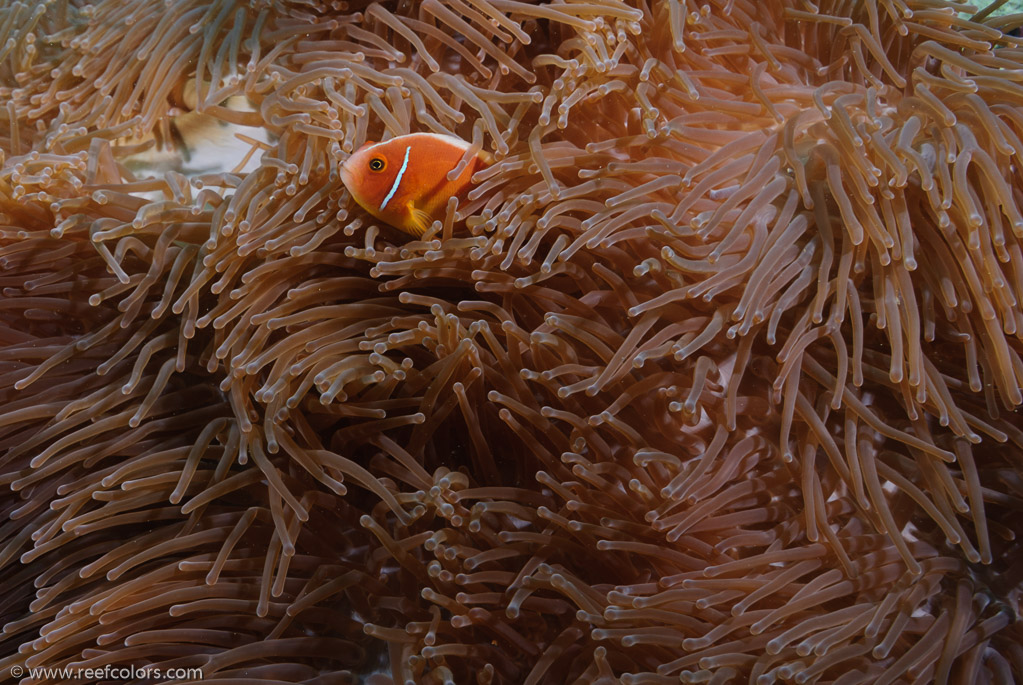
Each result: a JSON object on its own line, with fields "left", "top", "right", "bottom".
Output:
{"left": 368, "top": 158, "right": 385, "bottom": 172}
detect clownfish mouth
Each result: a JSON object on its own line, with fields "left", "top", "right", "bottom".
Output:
{"left": 338, "top": 158, "right": 354, "bottom": 190}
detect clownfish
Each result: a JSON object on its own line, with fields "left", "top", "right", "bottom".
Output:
{"left": 339, "top": 132, "right": 492, "bottom": 238}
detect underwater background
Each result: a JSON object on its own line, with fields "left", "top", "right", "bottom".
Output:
{"left": 1, "top": 1, "right": 1023, "bottom": 683}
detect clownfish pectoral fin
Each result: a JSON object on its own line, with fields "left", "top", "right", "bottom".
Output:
{"left": 406, "top": 205, "right": 433, "bottom": 237}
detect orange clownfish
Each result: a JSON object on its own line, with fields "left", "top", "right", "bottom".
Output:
{"left": 339, "top": 132, "right": 492, "bottom": 238}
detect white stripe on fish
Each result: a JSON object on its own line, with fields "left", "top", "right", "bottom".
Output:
{"left": 380, "top": 145, "right": 412, "bottom": 210}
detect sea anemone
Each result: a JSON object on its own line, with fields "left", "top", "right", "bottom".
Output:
{"left": 1, "top": 0, "right": 1022, "bottom": 683}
